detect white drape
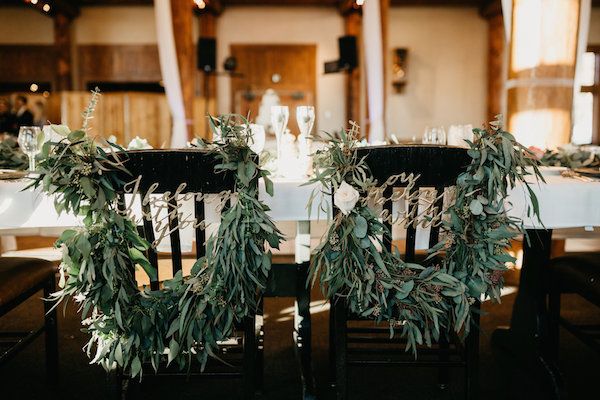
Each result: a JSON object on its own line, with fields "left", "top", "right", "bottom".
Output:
{"left": 574, "top": 0, "right": 592, "bottom": 105}
{"left": 154, "top": 0, "right": 188, "bottom": 148}
{"left": 362, "top": 0, "right": 386, "bottom": 143}
{"left": 501, "top": 0, "right": 512, "bottom": 42}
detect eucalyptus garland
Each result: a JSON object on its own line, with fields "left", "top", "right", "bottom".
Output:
{"left": 30, "top": 93, "right": 282, "bottom": 378}
{"left": 310, "top": 118, "right": 543, "bottom": 352}
{"left": 0, "top": 136, "right": 28, "bottom": 170}
{"left": 540, "top": 145, "right": 600, "bottom": 168}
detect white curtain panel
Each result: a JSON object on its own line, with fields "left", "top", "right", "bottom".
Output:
{"left": 501, "top": 0, "right": 512, "bottom": 42}
{"left": 362, "top": 0, "right": 386, "bottom": 143}
{"left": 574, "top": 0, "right": 592, "bottom": 108}
{"left": 154, "top": 0, "right": 188, "bottom": 148}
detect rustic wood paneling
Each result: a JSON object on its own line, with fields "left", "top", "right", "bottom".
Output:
{"left": 0, "top": 45, "right": 57, "bottom": 87}
{"left": 128, "top": 92, "right": 171, "bottom": 148}
{"left": 77, "top": 45, "right": 161, "bottom": 88}
{"left": 193, "top": 97, "right": 217, "bottom": 140}
{"left": 59, "top": 91, "right": 211, "bottom": 148}
{"left": 230, "top": 44, "right": 316, "bottom": 134}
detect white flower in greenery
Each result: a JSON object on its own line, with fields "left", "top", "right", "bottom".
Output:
{"left": 58, "top": 262, "right": 67, "bottom": 288}
{"left": 127, "top": 136, "right": 153, "bottom": 150}
{"left": 334, "top": 181, "right": 360, "bottom": 216}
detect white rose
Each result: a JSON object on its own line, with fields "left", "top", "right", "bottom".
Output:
{"left": 334, "top": 181, "right": 360, "bottom": 216}
{"left": 127, "top": 136, "right": 153, "bottom": 150}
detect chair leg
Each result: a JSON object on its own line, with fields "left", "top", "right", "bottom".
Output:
{"left": 243, "top": 315, "right": 257, "bottom": 400}
{"left": 255, "top": 297, "right": 265, "bottom": 395}
{"left": 438, "top": 334, "right": 449, "bottom": 390}
{"left": 334, "top": 301, "right": 348, "bottom": 400}
{"left": 548, "top": 280, "right": 561, "bottom": 363}
{"left": 465, "top": 305, "right": 480, "bottom": 400}
{"left": 294, "top": 262, "right": 316, "bottom": 400}
{"left": 106, "top": 369, "right": 124, "bottom": 400}
{"left": 329, "top": 303, "right": 336, "bottom": 386}
{"left": 43, "top": 276, "right": 59, "bottom": 385}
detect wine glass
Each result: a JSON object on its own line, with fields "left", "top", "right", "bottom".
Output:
{"left": 270, "top": 106, "right": 289, "bottom": 174}
{"left": 247, "top": 124, "right": 266, "bottom": 154}
{"left": 422, "top": 126, "right": 431, "bottom": 144}
{"left": 18, "top": 126, "right": 42, "bottom": 172}
{"left": 297, "top": 106, "right": 315, "bottom": 176}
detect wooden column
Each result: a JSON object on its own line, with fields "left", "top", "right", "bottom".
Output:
{"left": 198, "top": 12, "right": 217, "bottom": 101}
{"left": 380, "top": 0, "right": 390, "bottom": 117}
{"left": 171, "top": 0, "right": 195, "bottom": 140}
{"left": 344, "top": 11, "right": 362, "bottom": 125}
{"left": 54, "top": 12, "right": 72, "bottom": 91}
{"left": 481, "top": 1, "right": 505, "bottom": 121}
{"left": 506, "top": 0, "right": 581, "bottom": 148}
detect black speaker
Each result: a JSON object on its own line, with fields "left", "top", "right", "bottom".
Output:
{"left": 338, "top": 35, "right": 357, "bottom": 70}
{"left": 197, "top": 37, "right": 216, "bottom": 73}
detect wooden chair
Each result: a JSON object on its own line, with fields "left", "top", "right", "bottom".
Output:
{"left": 0, "top": 257, "right": 58, "bottom": 383}
{"left": 114, "top": 149, "right": 259, "bottom": 399}
{"left": 549, "top": 253, "right": 600, "bottom": 357}
{"left": 329, "top": 145, "right": 478, "bottom": 400}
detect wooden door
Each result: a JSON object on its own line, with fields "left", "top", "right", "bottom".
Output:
{"left": 230, "top": 44, "right": 316, "bottom": 136}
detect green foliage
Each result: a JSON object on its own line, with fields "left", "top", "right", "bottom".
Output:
{"left": 541, "top": 146, "right": 600, "bottom": 168}
{"left": 0, "top": 137, "right": 28, "bottom": 170}
{"left": 309, "top": 117, "right": 543, "bottom": 353}
{"left": 171, "top": 115, "right": 283, "bottom": 370}
{"left": 30, "top": 92, "right": 282, "bottom": 378}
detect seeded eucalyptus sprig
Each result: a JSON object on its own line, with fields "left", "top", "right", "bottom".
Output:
{"left": 430, "top": 117, "right": 544, "bottom": 303}
{"left": 168, "top": 115, "right": 283, "bottom": 370}
{"left": 0, "top": 136, "right": 28, "bottom": 170}
{"left": 310, "top": 116, "right": 543, "bottom": 353}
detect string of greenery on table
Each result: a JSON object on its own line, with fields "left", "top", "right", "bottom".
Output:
{"left": 29, "top": 90, "right": 283, "bottom": 378}
{"left": 309, "top": 118, "right": 543, "bottom": 351}
{"left": 541, "top": 146, "right": 600, "bottom": 169}
{"left": 0, "top": 136, "right": 28, "bottom": 170}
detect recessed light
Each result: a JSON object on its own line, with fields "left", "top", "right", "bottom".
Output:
{"left": 30, "top": 83, "right": 39, "bottom": 92}
{"left": 42, "top": 3, "right": 50, "bottom": 12}
{"left": 31, "top": 0, "right": 39, "bottom": 4}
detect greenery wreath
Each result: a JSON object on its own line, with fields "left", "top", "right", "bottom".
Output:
{"left": 30, "top": 91, "right": 283, "bottom": 378}
{"left": 309, "top": 118, "right": 543, "bottom": 351}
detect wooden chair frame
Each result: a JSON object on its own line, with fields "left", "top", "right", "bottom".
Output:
{"left": 329, "top": 145, "right": 479, "bottom": 400}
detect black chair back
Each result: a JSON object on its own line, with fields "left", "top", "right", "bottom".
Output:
{"left": 357, "top": 144, "right": 470, "bottom": 263}
{"left": 117, "top": 149, "right": 235, "bottom": 290}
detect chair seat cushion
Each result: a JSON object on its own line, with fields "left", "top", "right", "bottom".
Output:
{"left": 550, "top": 252, "right": 600, "bottom": 306}
{"left": 0, "top": 257, "right": 56, "bottom": 310}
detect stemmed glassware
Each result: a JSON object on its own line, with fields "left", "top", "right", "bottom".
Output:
{"left": 422, "top": 126, "right": 447, "bottom": 145}
{"left": 270, "top": 106, "right": 289, "bottom": 174}
{"left": 18, "top": 126, "right": 43, "bottom": 172}
{"left": 296, "top": 106, "right": 315, "bottom": 175}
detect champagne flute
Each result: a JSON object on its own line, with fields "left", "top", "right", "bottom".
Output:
{"left": 248, "top": 124, "right": 266, "bottom": 154}
{"left": 18, "top": 126, "right": 42, "bottom": 172}
{"left": 297, "top": 106, "right": 315, "bottom": 176}
{"left": 270, "top": 106, "right": 289, "bottom": 174}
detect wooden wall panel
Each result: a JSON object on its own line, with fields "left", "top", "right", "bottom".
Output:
{"left": 58, "top": 92, "right": 218, "bottom": 147}
{"left": 77, "top": 45, "right": 162, "bottom": 88}
{"left": 128, "top": 93, "right": 171, "bottom": 148}
{"left": 230, "top": 44, "right": 316, "bottom": 134}
{"left": 193, "top": 97, "right": 217, "bottom": 140}
{"left": 0, "top": 45, "right": 57, "bottom": 87}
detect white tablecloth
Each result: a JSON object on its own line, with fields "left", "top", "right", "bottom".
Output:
{"left": 2, "top": 169, "right": 600, "bottom": 244}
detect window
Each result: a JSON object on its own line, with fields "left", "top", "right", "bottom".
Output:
{"left": 573, "top": 47, "right": 600, "bottom": 144}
